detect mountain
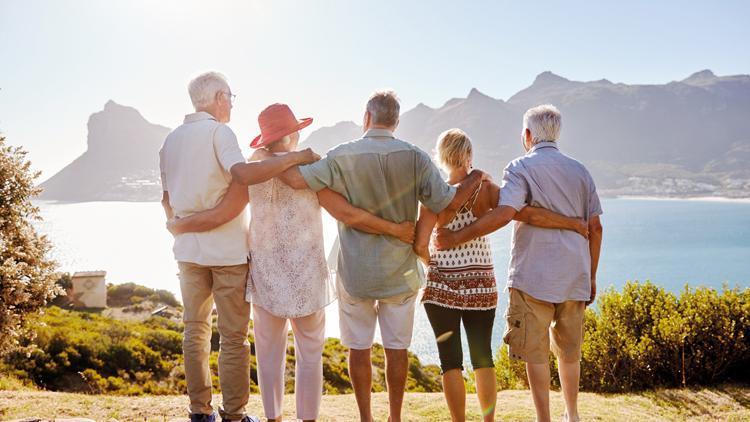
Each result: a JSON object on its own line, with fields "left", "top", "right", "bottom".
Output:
{"left": 39, "top": 70, "right": 750, "bottom": 201}
{"left": 39, "top": 101, "right": 170, "bottom": 201}
{"left": 302, "top": 70, "right": 750, "bottom": 198}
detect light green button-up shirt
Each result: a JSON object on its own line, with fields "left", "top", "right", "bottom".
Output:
{"left": 300, "top": 128, "right": 456, "bottom": 299}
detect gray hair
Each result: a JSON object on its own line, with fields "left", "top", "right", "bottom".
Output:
{"left": 523, "top": 104, "right": 562, "bottom": 144}
{"left": 188, "top": 71, "right": 230, "bottom": 109}
{"left": 366, "top": 90, "right": 400, "bottom": 127}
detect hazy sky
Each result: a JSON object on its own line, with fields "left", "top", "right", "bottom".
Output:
{"left": 2, "top": 0, "right": 749, "bottom": 179}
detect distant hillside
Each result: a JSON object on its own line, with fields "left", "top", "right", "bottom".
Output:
{"left": 39, "top": 101, "right": 169, "bottom": 201}
{"left": 39, "top": 70, "right": 750, "bottom": 201}
{"left": 303, "top": 70, "right": 750, "bottom": 198}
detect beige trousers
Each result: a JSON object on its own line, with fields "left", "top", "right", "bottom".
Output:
{"left": 178, "top": 261, "right": 251, "bottom": 420}
{"left": 252, "top": 304, "right": 325, "bottom": 420}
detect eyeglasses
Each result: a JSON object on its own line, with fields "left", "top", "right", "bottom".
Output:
{"left": 224, "top": 91, "right": 237, "bottom": 102}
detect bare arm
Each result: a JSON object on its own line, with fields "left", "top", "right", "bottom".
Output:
{"left": 230, "top": 148, "right": 319, "bottom": 186}
{"left": 441, "top": 170, "right": 485, "bottom": 219}
{"left": 161, "top": 191, "right": 174, "bottom": 220}
{"left": 317, "top": 189, "right": 414, "bottom": 244}
{"left": 436, "top": 205, "right": 517, "bottom": 250}
{"left": 414, "top": 204, "right": 438, "bottom": 265}
{"left": 515, "top": 207, "right": 588, "bottom": 238}
{"left": 166, "top": 181, "right": 249, "bottom": 235}
{"left": 587, "top": 215, "right": 603, "bottom": 306}
{"left": 276, "top": 166, "right": 310, "bottom": 190}
{"left": 251, "top": 148, "right": 310, "bottom": 190}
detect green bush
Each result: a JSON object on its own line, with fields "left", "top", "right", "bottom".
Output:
{"left": 494, "top": 281, "right": 749, "bottom": 393}
{"left": 3, "top": 305, "right": 442, "bottom": 395}
{"left": 0, "top": 136, "right": 61, "bottom": 353}
{"left": 107, "top": 282, "right": 180, "bottom": 308}
{"left": 582, "top": 281, "right": 749, "bottom": 392}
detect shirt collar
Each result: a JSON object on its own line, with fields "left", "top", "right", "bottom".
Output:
{"left": 529, "top": 141, "right": 559, "bottom": 153}
{"left": 363, "top": 128, "right": 395, "bottom": 139}
{"left": 184, "top": 111, "right": 217, "bottom": 124}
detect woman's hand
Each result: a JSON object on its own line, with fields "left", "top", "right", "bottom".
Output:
{"left": 394, "top": 221, "right": 416, "bottom": 244}
{"left": 165, "top": 217, "right": 179, "bottom": 236}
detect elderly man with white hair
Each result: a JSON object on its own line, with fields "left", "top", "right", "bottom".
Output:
{"left": 437, "top": 105, "right": 603, "bottom": 422}
{"left": 159, "top": 71, "right": 318, "bottom": 422}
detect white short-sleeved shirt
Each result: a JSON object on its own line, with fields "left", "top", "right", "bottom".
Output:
{"left": 159, "top": 112, "right": 249, "bottom": 266}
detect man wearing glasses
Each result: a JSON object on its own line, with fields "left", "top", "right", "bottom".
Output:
{"left": 159, "top": 71, "right": 318, "bottom": 422}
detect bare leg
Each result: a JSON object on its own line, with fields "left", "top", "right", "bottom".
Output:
{"left": 384, "top": 348, "right": 408, "bottom": 422}
{"left": 526, "top": 362, "right": 551, "bottom": 422}
{"left": 442, "top": 368, "right": 466, "bottom": 422}
{"left": 349, "top": 348, "right": 373, "bottom": 422}
{"left": 474, "top": 367, "right": 497, "bottom": 422}
{"left": 558, "top": 360, "right": 580, "bottom": 421}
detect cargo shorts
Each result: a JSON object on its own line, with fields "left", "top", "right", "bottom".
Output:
{"left": 503, "top": 288, "right": 585, "bottom": 364}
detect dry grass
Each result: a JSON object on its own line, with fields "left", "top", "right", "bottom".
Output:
{"left": 1, "top": 386, "right": 748, "bottom": 421}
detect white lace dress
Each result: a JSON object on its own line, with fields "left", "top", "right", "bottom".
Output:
{"left": 245, "top": 169, "right": 335, "bottom": 319}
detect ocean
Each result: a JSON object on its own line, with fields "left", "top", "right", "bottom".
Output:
{"left": 34, "top": 198, "right": 750, "bottom": 365}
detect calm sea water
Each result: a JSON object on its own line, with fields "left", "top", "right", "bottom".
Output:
{"left": 34, "top": 198, "right": 750, "bottom": 364}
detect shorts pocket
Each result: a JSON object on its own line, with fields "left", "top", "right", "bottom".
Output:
{"left": 503, "top": 311, "right": 526, "bottom": 360}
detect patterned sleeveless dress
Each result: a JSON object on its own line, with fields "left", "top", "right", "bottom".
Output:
{"left": 245, "top": 160, "right": 335, "bottom": 319}
{"left": 421, "top": 185, "right": 498, "bottom": 310}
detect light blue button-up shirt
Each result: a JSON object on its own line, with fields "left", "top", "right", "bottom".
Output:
{"left": 499, "top": 141, "right": 603, "bottom": 303}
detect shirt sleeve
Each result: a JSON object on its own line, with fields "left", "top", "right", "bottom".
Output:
{"left": 213, "top": 125, "right": 246, "bottom": 173}
{"left": 416, "top": 150, "right": 456, "bottom": 213}
{"left": 299, "top": 156, "right": 344, "bottom": 193}
{"left": 158, "top": 145, "right": 167, "bottom": 192}
{"left": 587, "top": 171, "right": 603, "bottom": 217}
{"left": 498, "top": 162, "right": 529, "bottom": 212}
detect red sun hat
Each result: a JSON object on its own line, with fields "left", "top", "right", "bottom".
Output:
{"left": 250, "top": 103, "right": 313, "bottom": 149}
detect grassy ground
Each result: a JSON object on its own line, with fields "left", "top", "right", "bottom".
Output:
{"left": 1, "top": 386, "right": 749, "bottom": 421}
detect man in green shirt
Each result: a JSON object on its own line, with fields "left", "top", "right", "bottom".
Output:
{"left": 278, "top": 90, "right": 485, "bottom": 422}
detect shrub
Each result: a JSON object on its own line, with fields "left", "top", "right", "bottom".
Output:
{"left": 581, "top": 281, "right": 750, "bottom": 392}
{"left": 0, "top": 136, "right": 61, "bottom": 354}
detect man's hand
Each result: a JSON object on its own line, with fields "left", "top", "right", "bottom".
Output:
{"left": 293, "top": 148, "right": 320, "bottom": 165}
{"left": 435, "top": 227, "right": 459, "bottom": 250}
{"left": 575, "top": 219, "right": 589, "bottom": 239}
{"left": 586, "top": 278, "right": 597, "bottom": 307}
{"left": 394, "top": 221, "right": 416, "bottom": 245}
{"left": 469, "top": 168, "right": 491, "bottom": 183}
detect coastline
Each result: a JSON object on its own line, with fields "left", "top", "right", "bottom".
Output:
{"left": 611, "top": 195, "right": 750, "bottom": 203}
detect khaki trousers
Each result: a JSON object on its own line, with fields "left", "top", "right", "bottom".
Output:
{"left": 178, "top": 261, "right": 251, "bottom": 420}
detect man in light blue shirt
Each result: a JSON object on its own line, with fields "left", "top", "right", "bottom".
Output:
{"left": 437, "top": 105, "right": 603, "bottom": 422}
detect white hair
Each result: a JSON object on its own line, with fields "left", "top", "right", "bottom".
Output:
{"left": 523, "top": 104, "right": 562, "bottom": 144}
{"left": 366, "top": 89, "right": 400, "bottom": 127}
{"left": 188, "top": 71, "right": 230, "bottom": 109}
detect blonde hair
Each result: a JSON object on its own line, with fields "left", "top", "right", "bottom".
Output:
{"left": 436, "top": 129, "right": 472, "bottom": 171}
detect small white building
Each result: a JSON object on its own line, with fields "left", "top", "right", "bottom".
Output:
{"left": 70, "top": 271, "right": 107, "bottom": 308}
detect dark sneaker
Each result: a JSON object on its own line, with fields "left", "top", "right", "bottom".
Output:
{"left": 189, "top": 412, "right": 218, "bottom": 422}
{"left": 222, "top": 416, "right": 261, "bottom": 422}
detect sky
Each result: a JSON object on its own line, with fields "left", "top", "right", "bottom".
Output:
{"left": 2, "top": 0, "right": 749, "bottom": 179}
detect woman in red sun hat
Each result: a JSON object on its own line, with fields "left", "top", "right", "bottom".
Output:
{"left": 168, "top": 103, "right": 414, "bottom": 422}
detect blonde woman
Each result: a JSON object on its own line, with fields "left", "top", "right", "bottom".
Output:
{"left": 413, "top": 129, "right": 587, "bottom": 422}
